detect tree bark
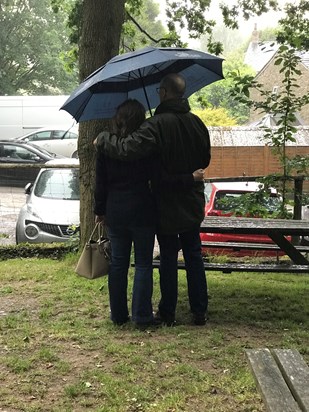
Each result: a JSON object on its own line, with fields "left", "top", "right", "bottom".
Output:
{"left": 78, "top": 0, "right": 125, "bottom": 248}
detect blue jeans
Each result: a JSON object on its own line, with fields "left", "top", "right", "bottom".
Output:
{"left": 107, "top": 224, "right": 155, "bottom": 324}
{"left": 157, "top": 227, "right": 208, "bottom": 319}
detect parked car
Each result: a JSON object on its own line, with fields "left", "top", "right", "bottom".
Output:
{"left": 201, "top": 181, "right": 284, "bottom": 255}
{"left": 15, "top": 126, "right": 78, "bottom": 158}
{"left": 0, "top": 140, "right": 64, "bottom": 187}
{"left": 15, "top": 158, "right": 80, "bottom": 244}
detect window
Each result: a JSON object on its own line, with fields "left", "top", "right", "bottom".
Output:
{"left": 15, "top": 147, "right": 41, "bottom": 161}
{"left": 214, "top": 192, "right": 244, "bottom": 211}
{"left": 64, "top": 131, "right": 78, "bottom": 140}
{"left": 0, "top": 144, "right": 37, "bottom": 161}
{"left": 28, "top": 131, "right": 52, "bottom": 141}
{"left": 34, "top": 169, "right": 80, "bottom": 200}
{"left": 53, "top": 130, "right": 66, "bottom": 139}
{"left": 52, "top": 130, "right": 78, "bottom": 140}
{"left": 214, "top": 191, "right": 281, "bottom": 213}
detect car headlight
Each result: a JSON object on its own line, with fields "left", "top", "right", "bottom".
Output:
{"left": 25, "top": 223, "right": 40, "bottom": 239}
{"left": 27, "top": 204, "right": 41, "bottom": 219}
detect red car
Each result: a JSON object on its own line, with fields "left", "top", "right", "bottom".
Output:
{"left": 201, "top": 181, "right": 284, "bottom": 256}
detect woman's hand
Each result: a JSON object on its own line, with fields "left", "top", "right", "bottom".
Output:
{"left": 192, "top": 168, "right": 205, "bottom": 181}
{"left": 95, "top": 215, "right": 105, "bottom": 224}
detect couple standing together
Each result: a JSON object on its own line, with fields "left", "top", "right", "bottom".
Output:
{"left": 94, "top": 73, "right": 211, "bottom": 328}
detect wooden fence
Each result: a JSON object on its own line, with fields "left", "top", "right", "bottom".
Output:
{"left": 205, "top": 145, "right": 309, "bottom": 193}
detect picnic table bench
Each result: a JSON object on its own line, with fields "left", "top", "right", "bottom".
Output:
{"left": 246, "top": 348, "right": 309, "bottom": 412}
{"left": 199, "top": 216, "right": 309, "bottom": 273}
{"left": 201, "top": 241, "right": 309, "bottom": 253}
{"left": 150, "top": 259, "right": 309, "bottom": 274}
{"left": 201, "top": 240, "right": 309, "bottom": 265}
{"left": 148, "top": 217, "right": 309, "bottom": 273}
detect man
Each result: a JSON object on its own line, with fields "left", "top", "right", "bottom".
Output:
{"left": 96, "top": 73, "right": 211, "bottom": 326}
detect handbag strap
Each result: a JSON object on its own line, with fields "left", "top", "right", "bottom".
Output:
{"left": 88, "top": 222, "right": 108, "bottom": 243}
{"left": 88, "top": 222, "right": 101, "bottom": 242}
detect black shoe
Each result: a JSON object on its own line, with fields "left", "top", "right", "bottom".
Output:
{"left": 135, "top": 318, "right": 162, "bottom": 331}
{"left": 113, "top": 317, "right": 130, "bottom": 326}
{"left": 154, "top": 311, "right": 176, "bottom": 327}
{"left": 193, "top": 313, "right": 207, "bottom": 326}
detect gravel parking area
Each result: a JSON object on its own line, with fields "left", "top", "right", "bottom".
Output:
{"left": 0, "top": 186, "right": 26, "bottom": 245}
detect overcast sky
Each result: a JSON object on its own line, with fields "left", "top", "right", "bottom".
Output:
{"left": 155, "top": 0, "right": 287, "bottom": 46}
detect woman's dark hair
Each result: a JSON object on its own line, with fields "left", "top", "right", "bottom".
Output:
{"left": 112, "top": 99, "right": 145, "bottom": 137}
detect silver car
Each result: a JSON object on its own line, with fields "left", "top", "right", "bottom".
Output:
{"left": 15, "top": 126, "right": 79, "bottom": 158}
{"left": 15, "top": 158, "right": 80, "bottom": 244}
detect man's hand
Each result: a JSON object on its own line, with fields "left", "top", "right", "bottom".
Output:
{"left": 192, "top": 169, "right": 205, "bottom": 181}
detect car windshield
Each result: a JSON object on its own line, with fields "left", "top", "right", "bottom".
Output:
{"left": 214, "top": 191, "right": 281, "bottom": 212}
{"left": 34, "top": 168, "right": 79, "bottom": 200}
{"left": 27, "top": 143, "right": 58, "bottom": 157}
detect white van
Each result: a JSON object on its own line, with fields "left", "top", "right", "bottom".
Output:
{"left": 0, "top": 95, "right": 75, "bottom": 139}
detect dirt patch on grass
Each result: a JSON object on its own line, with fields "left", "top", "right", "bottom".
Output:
{"left": 0, "top": 295, "right": 39, "bottom": 317}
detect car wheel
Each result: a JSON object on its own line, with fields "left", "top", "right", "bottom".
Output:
{"left": 72, "top": 150, "right": 79, "bottom": 159}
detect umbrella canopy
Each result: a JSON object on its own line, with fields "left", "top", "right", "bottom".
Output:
{"left": 61, "top": 46, "right": 224, "bottom": 122}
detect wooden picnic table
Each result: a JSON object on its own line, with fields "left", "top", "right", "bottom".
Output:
{"left": 200, "top": 216, "right": 309, "bottom": 266}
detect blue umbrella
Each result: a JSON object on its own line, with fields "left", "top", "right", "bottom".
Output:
{"left": 61, "top": 46, "right": 224, "bottom": 122}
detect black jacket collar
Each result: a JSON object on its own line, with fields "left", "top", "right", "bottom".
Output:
{"left": 155, "top": 98, "right": 191, "bottom": 115}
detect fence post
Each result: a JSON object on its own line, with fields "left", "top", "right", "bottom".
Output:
{"left": 293, "top": 177, "right": 303, "bottom": 220}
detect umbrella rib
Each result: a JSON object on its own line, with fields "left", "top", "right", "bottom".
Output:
{"left": 74, "top": 93, "right": 93, "bottom": 122}
{"left": 110, "top": 63, "right": 166, "bottom": 81}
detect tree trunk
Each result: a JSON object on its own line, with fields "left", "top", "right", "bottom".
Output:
{"left": 78, "top": 0, "right": 125, "bottom": 248}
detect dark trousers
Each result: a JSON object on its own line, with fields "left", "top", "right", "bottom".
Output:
{"left": 107, "top": 224, "right": 155, "bottom": 324}
{"left": 157, "top": 227, "right": 208, "bottom": 318}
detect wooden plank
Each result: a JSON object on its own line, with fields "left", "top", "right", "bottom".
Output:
{"left": 272, "top": 349, "right": 309, "bottom": 412}
{"left": 202, "top": 263, "right": 309, "bottom": 274}
{"left": 149, "top": 260, "right": 309, "bottom": 274}
{"left": 246, "top": 349, "right": 301, "bottom": 412}
{"left": 202, "top": 241, "right": 280, "bottom": 250}
{"left": 200, "top": 216, "right": 309, "bottom": 237}
{"left": 201, "top": 241, "right": 309, "bottom": 253}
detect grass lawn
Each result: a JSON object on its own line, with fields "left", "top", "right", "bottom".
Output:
{"left": 0, "top": 254, "right": 308, "bottom": 412}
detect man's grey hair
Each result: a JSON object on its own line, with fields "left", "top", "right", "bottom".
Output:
{"left": 160, "top": 73, "right": 186, "bottom": 97}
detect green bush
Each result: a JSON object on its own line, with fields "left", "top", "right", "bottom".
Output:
{"left": 0, "top": 243, "right": 77, "bottom": 261}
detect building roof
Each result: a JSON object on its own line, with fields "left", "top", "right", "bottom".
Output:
{"left": 244, "top": 41, "right": 279, "bottom": 73}
{"left": 208, "top": 126, "right": 309, "bottom": 147}
{"left": 296, "top": 51, "right": 309, "bottom": 70}
{"left": 244, "top": 25, "right": 309, "bottom": 73}
{"left": 248, "top": 113, "right": 305, "bottom": 127}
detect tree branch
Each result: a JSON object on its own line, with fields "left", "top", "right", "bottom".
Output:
{"left": 126, "top": 11, "right": 167, "bottom": 44}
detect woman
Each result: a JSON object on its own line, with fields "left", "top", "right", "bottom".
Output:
{"left": 94, "top": 99, "right": 157, "bottom": 328}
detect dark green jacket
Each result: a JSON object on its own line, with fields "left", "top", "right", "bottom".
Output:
{"left": 97, "top": 98, "right": 211, "bottom": 234}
